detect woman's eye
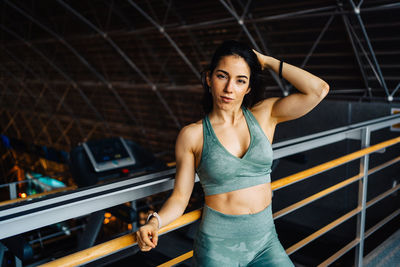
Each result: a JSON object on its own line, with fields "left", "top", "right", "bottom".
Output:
{"left": 238, "top": 79, "right": 246, "bottom": 84}
{"left": 217, "top": 74, "right": 226, "bottom": 79}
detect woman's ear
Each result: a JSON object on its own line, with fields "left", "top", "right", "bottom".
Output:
{"left": 245, "top": 86, "right": 251, "bottom": 94}
{"left": 206, "top": 71, "right": 211, "bottom": 88}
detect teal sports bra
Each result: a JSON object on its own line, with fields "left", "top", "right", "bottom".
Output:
{"left": 196, "top": 106, "right": 273, "bottom": 196}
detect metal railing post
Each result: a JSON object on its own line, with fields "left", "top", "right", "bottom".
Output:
{"left": 8, "top": 183, "right": 17, "bottom": 200}
{"left": 355, "top": 127, "right": 370, "bottom": 267}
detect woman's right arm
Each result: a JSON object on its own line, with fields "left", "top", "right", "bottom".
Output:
{"left": 135, "top": 124, "right": 197, "bottom": 251}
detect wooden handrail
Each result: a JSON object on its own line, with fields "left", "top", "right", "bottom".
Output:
{"left": 158, "top": 251, "right": 193, "bottom": 267}
{"left": 39, "top": 136, "right": 400, "bottom": 267}
{"left": 0, "top": 186, "right": 77, "bottom": 207}
{"left": 39, "top": 210, "right": 202, "bottom": 267}
{"left": 272, "top": 136, "right": 400, "bottom": 190}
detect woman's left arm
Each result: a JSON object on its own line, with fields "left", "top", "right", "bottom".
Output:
{"left": 253, "top": 50, "right": 330, "bottom": 124}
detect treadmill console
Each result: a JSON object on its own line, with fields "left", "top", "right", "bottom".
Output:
{"left": 82, "top": 137, "right": 136, "bottom": 172}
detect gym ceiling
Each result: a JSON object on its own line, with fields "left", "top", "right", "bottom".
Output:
{"left": 0, "top": 0, "right": 399, "bottom": 161}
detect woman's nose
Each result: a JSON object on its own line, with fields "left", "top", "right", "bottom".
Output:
{"left": 224, "top": 79, "right": 234, "bottom": 92}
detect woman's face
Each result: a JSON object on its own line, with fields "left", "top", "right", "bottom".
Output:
{"left": 207, "top": 55, "right": 251, "bottom": 111}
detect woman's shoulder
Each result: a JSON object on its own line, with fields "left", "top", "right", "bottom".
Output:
{"left": 175, "top": 119, "right": 203, "bottom": 150}
{"left": 179, "top": 119, "right": 203, "bottom": 135}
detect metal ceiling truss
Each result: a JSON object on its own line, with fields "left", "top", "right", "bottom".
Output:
{"left": 217, "top": 0, "right": 399, "bottom": 101}
{"left": 0, "top": 73, "right": 44, "bottom": 137}
{"left": 343, "top": 1, "right": 398, "bottom": 100}
{"left": 283, "top": 12, "right": 336, "bottom": 94}
{"left": 0, "top": 18, "right": 110, "bottom": 138}
{"left": 20, "top": 112, "right": 36, "bottom": 142}
{"left": 339, "top": 6, "right": 371, "bottom": 98}
{"left": 56, "top": 0, "right": 181, "bottom": 130}
{"left": 122, "top": 5, "right": 338, "bottom": 36}
{"left": 0, "top": 64, "right": 71, "bottom": 147}
{"left": 36, "top": 113, "right": 56, "bottom": 145}
{"left": 127, "top": 0, "right": 201, "bottom": 82}
{"left": 101, "top": 0, "right": 177, "bottom": 84}
{"left": 129, "top": 0, "right": 202, "bottom": 88}
{"left": 3, "top": 110, "right": 22, "bottom": 140}
{"left": 1, "top": 0, "right": 399, "bottom": 153}
{"left": 348, "top": 0, "right": 390, "bottom": 100}
{"left": 392, "top": 83, "right": 400, "bottom": 98}
{"left": 0, "top": 90, "right": 36, "bottom": 142}
{"left": 0, "top": 24, "right": 109, "bottom": 129}
{"left": 153, "top": 49, "right": 175, "bottom": 85}
{"left": 236, "top": 0, "right": 269, "bottom": 55}
{"left": 3, "top": 0, "right": 147, "bottom": 136}
{"left": 163, "top": 0, "right": 208, "bottom": 70}
{"left": 1, "top": 89, "right": 23, "bottom": 138}
{"left": 215, "top": 0, "right": 399, "bottom": 101}
{"left": 8, "top": 2, "right": 396, "bottom": 48}
{"left": 219, "top": 0, "right": 289, "bottom": 95}
{"left": 0, "top": 44, "right": 84, "bottom": 142}
{"left": 347, "top": 23, "right": 385, "bottom": 87}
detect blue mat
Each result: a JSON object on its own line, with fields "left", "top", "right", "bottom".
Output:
{"left": 364, "top": 229, "right": 400, "bottom": 267}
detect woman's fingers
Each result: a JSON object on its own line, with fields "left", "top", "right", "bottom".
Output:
{"left": 137, "top": 236, "right": 153, "bottom": 251}
{"left": 252, "top": 49, "right": 263, "bottom": 57}
{"left": 140, "top": 243, "right": 153, "bottom": 252}
{"left": 152, "top": 232, "right": 158, "bottom": 246}
{"left": 252, "top": 49, "right": 266, "bottom": 70}
{"left": 135, "top": 225, "right": 159, "bottom": 252}
{"left": 141, "top": 231, "right": 156, "bottom": 248}
{"left": 135, "top": 228, "right": 158, "bottom": 251}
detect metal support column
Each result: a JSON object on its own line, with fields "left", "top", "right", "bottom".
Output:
{"left": 355, "top": 127, "right": 370, "bottom": 267}
{"left": 77, "top": 211, "right": 106, "bottom": 250}
{"left": 9, "top": 183, "right": 17, "bottom": 200}
{"left": 131, "top": 200, "right": 138, "bottom": 232}
{"left": 0, "top": 243, "right": 7, "bottom": 265}
{"left": 15, "top": 256, "right": 22, "bottom": 267}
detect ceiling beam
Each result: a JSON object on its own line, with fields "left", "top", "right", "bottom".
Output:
{"left": 3, "top": 0, "right": 146, "bottom": 135}
{"left": 56, "top": 0, "right": 182, "bottom": 129}
{"left": 0, "top": 25, "right": 110, "bottom": 133}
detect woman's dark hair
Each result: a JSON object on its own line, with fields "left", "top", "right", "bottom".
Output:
{"left": 201, "top": 40, "right": 265, "bottom": 114}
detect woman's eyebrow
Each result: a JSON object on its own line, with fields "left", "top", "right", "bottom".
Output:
{"left": 216, "top": 69, "right": 248, "bottom": 79}
{"left": 216, "top": 69, "right": 228, "bottom": 75}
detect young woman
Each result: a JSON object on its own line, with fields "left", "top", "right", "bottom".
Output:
{"left": 135, "top": 40, "right": 329, "bottom": 266}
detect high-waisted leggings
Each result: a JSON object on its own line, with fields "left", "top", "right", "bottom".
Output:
{"left": 192, "top": 203, "right": 294, "bottom": 267}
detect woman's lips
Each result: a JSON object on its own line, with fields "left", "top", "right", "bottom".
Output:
{"left": 221, "top": 96, "right": 233, "bottom": 102}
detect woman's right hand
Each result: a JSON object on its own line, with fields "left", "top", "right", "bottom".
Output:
{"left": 135, "top": 221, "right": 159, "bottom": 252}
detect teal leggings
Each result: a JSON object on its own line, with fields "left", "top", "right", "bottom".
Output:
{"left": 192, "top": 204, "right": 294, "bottom": 267}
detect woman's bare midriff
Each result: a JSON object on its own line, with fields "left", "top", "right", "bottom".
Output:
{"left": 204, "top": 182, "right": 272, "bottom": 215}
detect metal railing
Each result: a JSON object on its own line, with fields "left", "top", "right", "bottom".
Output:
{"left": 0, "top": 179, "right": 34, "bottom": 201}
{"left": 39, "top": 137, "right": 400, "bottom": 267}
{"left": 0, "top": 185, "right": 77, "bottom": 207}
{"left": 1, "top": 113, "right": 399, "bottom": 266}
